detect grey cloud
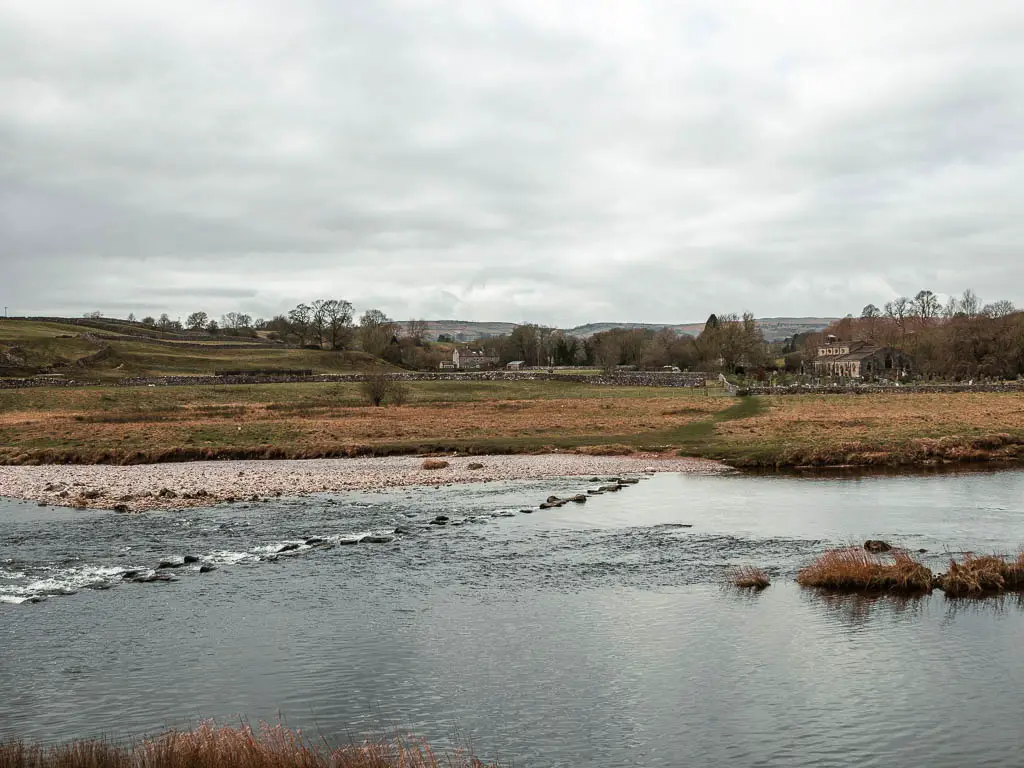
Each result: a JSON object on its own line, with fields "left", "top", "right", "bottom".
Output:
{"left": 1, "top": 0, "right": 1023, "bottom": 323}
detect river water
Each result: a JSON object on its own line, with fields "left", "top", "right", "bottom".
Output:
{"left": 3, "top": 469, "right": 1024, "bottom": 767}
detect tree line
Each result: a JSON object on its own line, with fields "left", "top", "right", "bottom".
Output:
{"left": 804, "top": 288, "right": 1022, "bottom": 380}
{"left": 113, "top": 303, "right": 443, "bottom": 366}
{"left": 472, "top": 313, "right": 768, "bottom": 373}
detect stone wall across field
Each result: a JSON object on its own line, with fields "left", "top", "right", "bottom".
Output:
{"left": 0, "top": 370, "right": 708, "bottom": 390}
{"left": 737, "top": 383, "right": 1024, "bottom": 396}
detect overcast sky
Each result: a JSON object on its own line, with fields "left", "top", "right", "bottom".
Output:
{"left": 2, "top": 1, "right": 1023, "bottom": 326}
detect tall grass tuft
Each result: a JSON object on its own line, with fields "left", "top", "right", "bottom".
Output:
{"left": 796, "top": 547, "right": 933, "bottom": 594}
{"left": 941, "top": 552, "right": 1024, "bottom": 597}
{"left": 0, "top": 723, "right": 497, "bottom": 768}
{"left": 729, "top": 566, "right": 770, "bottom": 590}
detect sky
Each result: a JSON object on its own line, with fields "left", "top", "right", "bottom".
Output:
{"left": 2, "top": 1, "right": 1023, "bottom": 327}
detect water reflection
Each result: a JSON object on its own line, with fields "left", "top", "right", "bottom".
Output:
{"left": 800, "top": 588, "right": 929, "bottom": 628}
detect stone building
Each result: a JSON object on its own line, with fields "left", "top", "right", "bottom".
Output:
{"left": 452, "top": 348, "right": 498, "bottom": 370}
{"left": 812, "top": 337, "right": 912, "bottom": 379}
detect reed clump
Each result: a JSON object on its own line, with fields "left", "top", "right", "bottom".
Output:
{"left": 796, "top": 548, "right": 933, "bottom": 594}
{"left": 730, "top": 566, "right": 770, "bottom": 590}
{"left": 0, "top": 723, "right": 497, "bottom": 768}
{"left": 940, "top": 553, "right": 1024, "bottom": 597}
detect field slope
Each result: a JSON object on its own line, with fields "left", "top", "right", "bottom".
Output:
{"left": 0, "top": 319, "right": 393, "bottom": 381}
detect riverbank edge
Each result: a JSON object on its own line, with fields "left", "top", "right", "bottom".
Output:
{"left": 0, "top": 453, "right": 729, "bottom": 512}
{"left": 3, "top": 437, "right": 1023, "bottom": 473}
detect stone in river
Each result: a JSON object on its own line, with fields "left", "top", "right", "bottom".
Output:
{"left": 183, "top": 555, "right": 200, "bottom": 564}
{"left": 278, "top": 543, "right": 301, "bottom": 553}
{"left": 864, "top": 540, "right": 892, "bottom": 553}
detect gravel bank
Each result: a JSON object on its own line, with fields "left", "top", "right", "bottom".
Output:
{"left": 0, "top": 454, "right": 728, "bottom": 512}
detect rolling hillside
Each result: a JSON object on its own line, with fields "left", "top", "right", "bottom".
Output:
{"left": 417, "top": 317, "right": 836, "bottom": 342}
{"left": 0, "top": 319, "right": 393, "bottom": 380}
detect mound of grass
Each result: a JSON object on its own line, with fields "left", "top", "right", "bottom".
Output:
{"left": 796, "top": 547, "right": 933, "bottom": 594}
{"left": 421, "top": 459, "right": 450, "bottom": 470}
{"left": 0, "top": 722, "right": 497, "bottom": 768}
{"left": 730, "top": 566, "right": 770, "bottom": 590}
{"left": 940, "top": 553, "right": 1024, "bottom": 597}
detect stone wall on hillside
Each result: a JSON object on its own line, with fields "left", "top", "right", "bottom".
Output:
{"left": 0, "top": 370, "right": 708, "bottom": 390}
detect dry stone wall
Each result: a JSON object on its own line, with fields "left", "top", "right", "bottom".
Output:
{"left": 0, "top": 370, "right": 708, "bottom": 390}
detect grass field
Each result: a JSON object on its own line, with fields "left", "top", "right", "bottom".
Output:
{"left": 2, "top": 378, "right": 1023, "bottom": 467}
{"left": 0, "top": 318, "right": 393, "bottom": 380}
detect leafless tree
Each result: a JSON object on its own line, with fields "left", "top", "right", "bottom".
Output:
{"left": 913, "top": 290, "right": 941, "bottom": 322}
{"left": 982, "top": 299, "right": 1016, "bottom": 318}
{"left": 186, "top": 311, "right": 208, "bottom": 330}
{"left": 406, "top": 319, "right": 429, "bottom": 342}
{"left": 959, "top": 289, "right": 981, "bottom": 318}
{"left": 288, "top": 304, "right": 313, "bottom": 345}
{"left": 321, "top": 299, "right": 354, "bottom": 349}
{"left": 359, "top": 309, "right": 397, "bottom": 358}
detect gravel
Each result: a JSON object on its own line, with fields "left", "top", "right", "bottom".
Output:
{"left": 0, "top": 454, "right": 728, "bottom": 512}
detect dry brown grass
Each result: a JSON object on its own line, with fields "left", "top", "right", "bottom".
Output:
{"left": 5, "top": 384, "right": 1024, "bottom": 469}
{"left": 0, "top": 383, "right": 728, "bottom": 465}
{"left": 940, "top": 553, "right": 1024, "bottom": 597}
{"left": 713, "top": 392, "right": 1024, "bottom": 467}
{"left": 0, "top": 722, "right": 497, "bottom": 768}
{"left": 796, "top": 548, "right": 933, "bottom": 594}
{"left": 730, "top": 566, "right": 770, "bottom": 590}
{"left": 421, "top": 459, "right": 450, "bottom": 470}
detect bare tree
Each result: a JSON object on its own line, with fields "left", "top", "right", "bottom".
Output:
{"left": 359, "top": 309, "right": 397, "bottom": 358}
{"left": 127, "top": 313, "right": 137, "bottom": 323}
{"left": 913, "top": 290, "right": 941, "bottom": 322}
{"left": 594, "top": 335, "right": 621, "bottom": 373}
{"left": 982, "top": 299, "right": 1016, "bottom": 318}
{"left": 288, "top": 304, "right": 313, "bottom": 345}
{"left": 222, "top": 312, "right": 252, "bottom": 330}
{"left": 406, "top": 319, "right": 429, "bottom": 342}
{"left": 860, "top": 304, "right": 880, "bottom": 319}
{"left": 960, "top": 289, "right": 981, "bottom": 318}
{"left": 943, "top": 295, "right": 960, "bottom": 319}
{"left": 309, "top": 299, "right": 355, "bottom": 348}
{"left": 186, "top": 311, "right": 208, "bottom": 330}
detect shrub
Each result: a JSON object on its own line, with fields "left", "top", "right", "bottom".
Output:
{"left": 422, "top": 459, "right": 449, "bottom": 470}
{"left": 730, "top": 566, "right": 770, "bottom": 590}
{"left": 796, "top": 547, "right": 933, "bottom": 594}
{"left": 360, "top": 374, "right": 406, "bottom": 407}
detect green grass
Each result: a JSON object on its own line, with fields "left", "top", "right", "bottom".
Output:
{"left": 0, "top": 319, "right": 396, "bottom": 380}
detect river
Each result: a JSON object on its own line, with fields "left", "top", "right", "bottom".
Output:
{"left": 3, "top": 469, "right": 1024, "bottom": 767}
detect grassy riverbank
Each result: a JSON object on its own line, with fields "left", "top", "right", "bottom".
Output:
{"left": 0, "top": 722, "right": 497, "bottom": 768}
{"left": 1, "top": 381, "right": 1023, "bottom": 468}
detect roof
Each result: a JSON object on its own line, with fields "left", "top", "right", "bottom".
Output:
{"left": 817, "top": 346, "right": 900, "bottom": 363}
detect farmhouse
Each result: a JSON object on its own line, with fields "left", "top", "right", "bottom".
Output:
{"left": 452, "top": 348, "right": 498, "bottom": 370}
{"left": 812, "top": 337, "right": 912, "bottom": 379}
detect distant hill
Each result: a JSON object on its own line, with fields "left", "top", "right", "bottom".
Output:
{"left": 414, "top": 317, "right": 836, "bottom": 343}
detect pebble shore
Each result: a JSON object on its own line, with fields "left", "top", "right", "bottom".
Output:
{"left": 0, "top": 454, "right": 728, "bottom": 512}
